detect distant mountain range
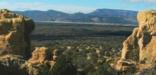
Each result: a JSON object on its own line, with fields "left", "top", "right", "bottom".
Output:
{"left": 14, "top": 9, "right": 138, "bottom": 24}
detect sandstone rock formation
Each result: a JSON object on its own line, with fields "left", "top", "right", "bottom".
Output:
{"left": 0, "top": 9, "right": 35, "bottom": 59}
{"left": 23, "top": 47, "right": 51, "bottom": 75}
{"left": 23, "top": 47, "right": 77, "bottom": 75}
{"left": 116, "top": 10, "right": 156, "bottom": 71}
{"left": 28, "top": 47, "right": 51, "bottom": 64}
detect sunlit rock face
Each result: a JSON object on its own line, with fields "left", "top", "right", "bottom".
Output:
{"left": 23, "top": 47, "right": 51, "bottom": 75}
{"left": 116, "top": 10, "right": 156, "bottom": 72}
{"left": 121, "top": 10, "right": 156, "bottom": 63}
{"left": 137, "top": 10, "right": 156, "bottom": 63}
{"left": 23, "top": 47, "right": 77, "bottom": 75}
{"left": 28, "top": 47, "right": 51, "bottom": 64}
{"left": 0, "top": 9, "right": 35, "bottom": 58}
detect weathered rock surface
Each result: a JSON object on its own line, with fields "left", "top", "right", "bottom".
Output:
{"left": 23, "top": 47, "right": 77, "bottom": 75}
{"left": 0, "top": 9, "right": 35, "bottom": 59}
{"left": 28, "top": 47, "right": 51, "bottom": 64}
{"left": 115, "top": 10, "right": 156, "bottom": 72}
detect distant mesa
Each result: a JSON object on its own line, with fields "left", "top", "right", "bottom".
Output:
{"left": 15, "top": 8, "right": 137, "bottom": 24}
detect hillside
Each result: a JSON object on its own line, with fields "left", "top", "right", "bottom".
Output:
{"left": 15, "top": 9, "right": 137, "bottom": 24}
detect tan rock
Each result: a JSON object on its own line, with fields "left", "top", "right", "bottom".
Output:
{"left": 114, "top": 59, "right": 136, "bottom": 72}
{"left": 23, "top": 47, "right": 51, "bottom": 75}
{"left": 0, "top": 9, "right": 35, "bottom": 58}
{"left": 117, "top": 10, "right": 156, "bottom": 71}
{"left": 28, "top": 47, "right": 51, "bottom": 64}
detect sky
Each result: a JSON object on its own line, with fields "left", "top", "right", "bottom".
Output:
{"left": 0, "top": 0, "right": 156, "bottom": 13}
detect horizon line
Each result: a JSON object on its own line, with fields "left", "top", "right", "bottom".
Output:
{"left": 9, "top": 8, "right": 138, "bottom": 14}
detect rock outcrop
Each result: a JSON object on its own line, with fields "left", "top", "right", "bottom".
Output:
{"left": 23, "top": 47, "right": 51, "bottom": 75}
{"left": 116, "top": 10, "right": 156, "bottom": 72}
{"left": 28, "top": 47, "right": 51, "bottom": 64}
{"left": 0, "top": 9, "right": 77, "bottom": 75}
{"left": 23, "top": 47, "right": 77, "bottom": 75}
{"left": 0, "top": 9, "right": 35, "bottom": 59}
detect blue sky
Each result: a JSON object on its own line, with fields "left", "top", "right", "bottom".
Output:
{"left": 0, "top": 0, "right": 156, "bottom": 13}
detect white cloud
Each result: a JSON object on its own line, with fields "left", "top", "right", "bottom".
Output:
{"left": 0, "top": 2, "right": 96, "bottom": 13}
{"left": 129, "top": 0, "right": 156, "bottom": 3}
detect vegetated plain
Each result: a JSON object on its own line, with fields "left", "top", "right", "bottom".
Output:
{"left": 31, "top": 22, "right": 135, "bottom": 75}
